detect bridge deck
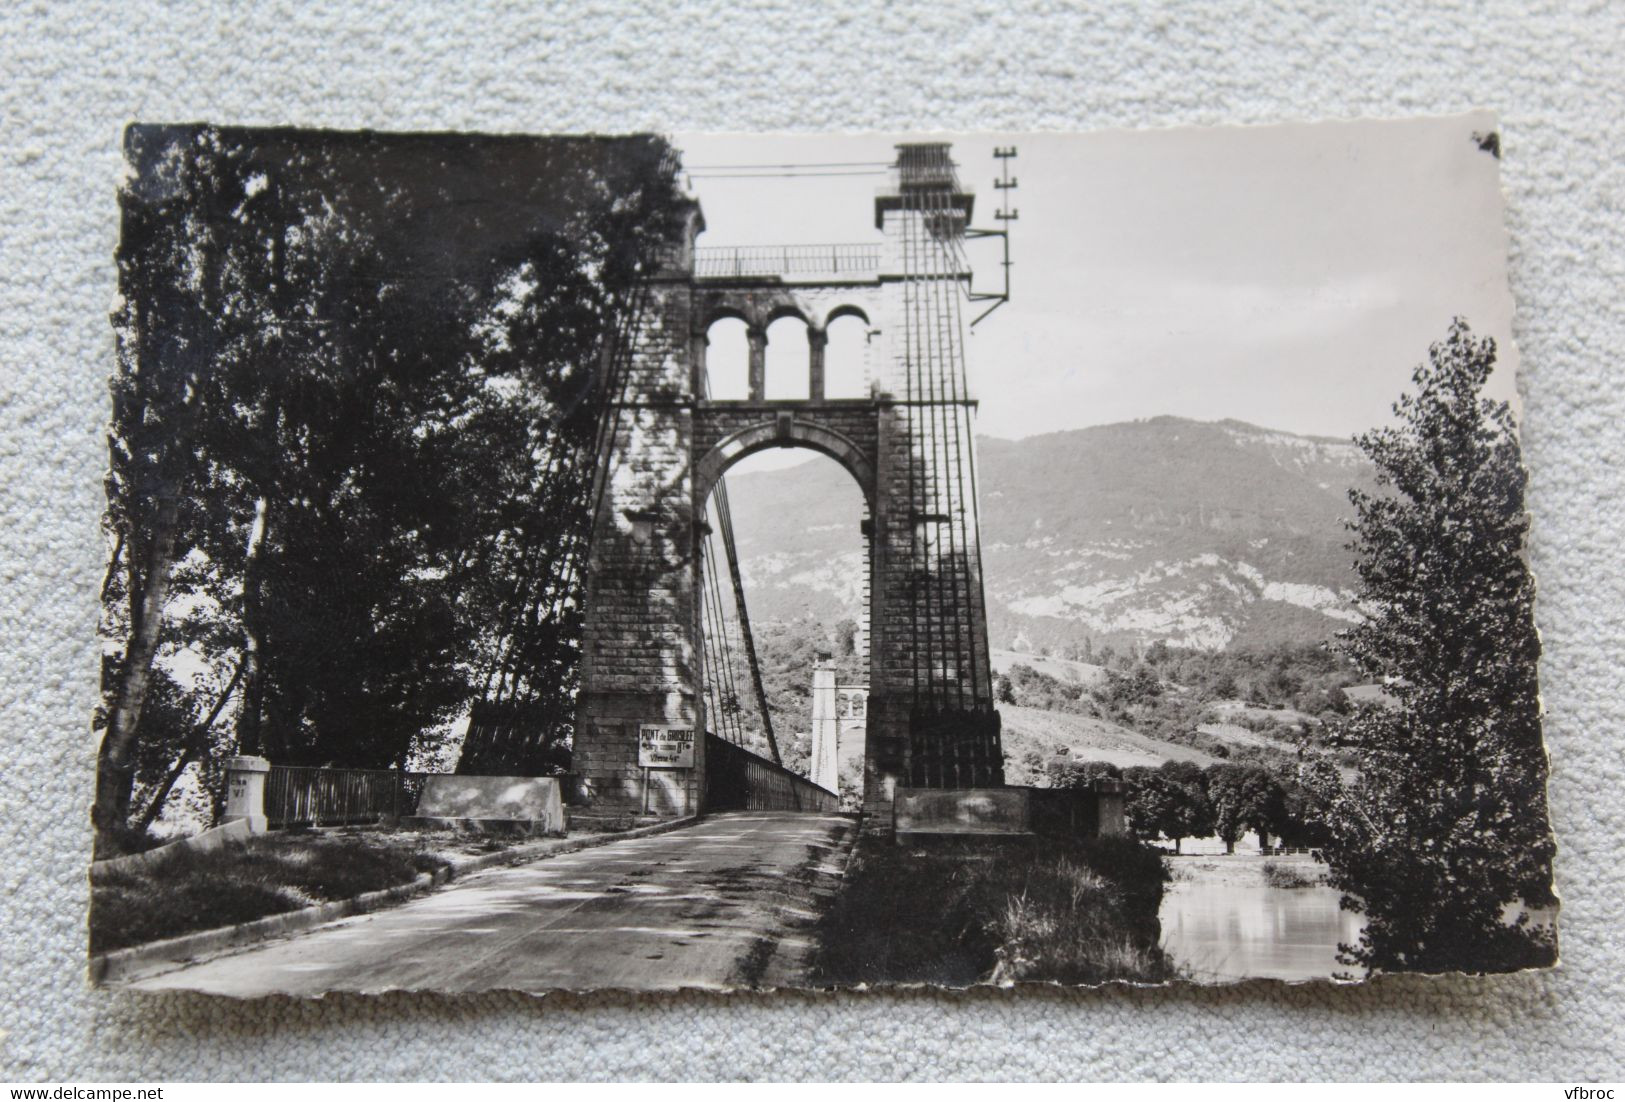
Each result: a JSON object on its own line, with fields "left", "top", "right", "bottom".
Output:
{"left": 128, "top": 812, "right": 854, "bottom": 995}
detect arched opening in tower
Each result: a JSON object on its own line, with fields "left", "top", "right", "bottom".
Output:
{"left": 824, "top": 313, "right": 870, "bottom": 399}
{"left": 699, "top": 449, "right": 868, "bottom": 805}
{"left": 704, "top": 316, "right": 750, "bottom": 400}
{"left": 762, "top": 316, "right": 811, "bottom": 400}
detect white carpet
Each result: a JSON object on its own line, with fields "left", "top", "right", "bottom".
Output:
{"left": 2, "top": 1, "right": 1621, "bottom": 1081}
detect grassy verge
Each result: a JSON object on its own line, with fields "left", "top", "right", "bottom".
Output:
{"left": 89, "top": 828, "right": 511, "bottom": 955}
{"left": 811, "top": 833, "right": 1175, "bottom": 987}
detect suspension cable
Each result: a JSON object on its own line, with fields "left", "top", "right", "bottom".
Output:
{"left": 708, "top": 530, "right": 750, "bottom": 746}
{"left": 919, "top": 178, "right": 952, "bottom": 712}
{"left": 712, "top": 476, "right": 783, "bottom": 763}
{"left": 698, "top": 515, "right": 737, "bottom": 744}
{"left": 899, "top": 161, "right": 927, "bottom": 710}
{"left": 926, "top": 176, "right": 982, "bottom": 711}
{"left": 920, "top": 173, "right": 959, "bottom": 717}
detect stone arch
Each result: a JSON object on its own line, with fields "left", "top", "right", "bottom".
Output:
{"left": 694, "top": 418, "right": 876, "bottom": 511}
{"left": 764, "top": 302, "right": 811, "bottom": 327}
{"left": 701, "top": 303, "right": 753, "bottom": 331}
{"left": 823, "top": 303, "right": 872, "bottom": 328}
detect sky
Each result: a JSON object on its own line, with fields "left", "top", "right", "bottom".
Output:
{"left": 676, "top": 114, "right": 1520, "bottom": 449}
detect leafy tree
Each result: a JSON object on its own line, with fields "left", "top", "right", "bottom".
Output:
{"left": 993, "top": 674, "right": 1015, "bottom": 704}
{"left": 1002, "top": 662, "right": 1092, "bottom": 715}
{"left": 1275, "top": 777, "right": 1330, "bottom": 850}
{"left": 1203, "top": 764, "right": 1284, "bottom": 854}
{"left": 1205, "top": 764, "right": 1255, "bottom": 854}
{"left": 1307, "top": 320, "right": 1554, "bottom": 974}
{"left": 1046, "top": 757, "right": 1121, "bottom": 791}
{"left": 833, "top": 618, "right": 859, "bottom": 658}
{"left": 96, "top": 127, "right": 255, "bottom": 852}
{"left": 96, "top": 127, "right": 685, "bottom": 852}
{"left": 1105, "top": 664, "right": 1162, "bottom": 708}
{"left": 1124, "top": 762, "right": 1212, "bottom": 853}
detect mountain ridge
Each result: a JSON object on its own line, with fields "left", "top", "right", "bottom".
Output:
{"left": 719, "top": 415, "right": 1376, "bottom": 654}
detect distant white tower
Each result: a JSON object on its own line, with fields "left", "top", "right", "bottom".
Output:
{"left": 809, "top": 664, "right": 868, "bottom": 799}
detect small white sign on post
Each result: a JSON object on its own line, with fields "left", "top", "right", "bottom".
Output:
{"left": 638, "top": 725, "right": 695, "bottom": 769}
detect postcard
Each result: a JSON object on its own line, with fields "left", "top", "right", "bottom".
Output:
{"left": 91, "top": 117, "right": 1554, "bottom": 994}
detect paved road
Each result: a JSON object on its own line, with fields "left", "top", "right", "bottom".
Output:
{"left": 131, "top": 811, "right": 854, "bottom": 996}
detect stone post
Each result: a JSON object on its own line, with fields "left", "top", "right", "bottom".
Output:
{"left": 223, "top": 755, "right": 271, "bottom": 833}
{"left": 807, "top": 327, "right": 828, "bottom": 400}
{"left": 691, "top": 330, "right": 709, "bottom": 396}
{"left": 1093, "top": 777, "right": 1127, "bottom": 837}
{"left": 747, "top": 326, "right": 767, "bottom": 400}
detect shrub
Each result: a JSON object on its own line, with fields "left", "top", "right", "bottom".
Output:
{"left": 1262, "top": 861, "right": 1320, "bottom": 890}
{"left": 812, "top": 835, "right": 1173, "bottom": 987}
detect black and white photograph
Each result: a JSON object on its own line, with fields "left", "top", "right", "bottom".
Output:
{"left": 89, "top": 116, "right": 1556, "bottom": 995}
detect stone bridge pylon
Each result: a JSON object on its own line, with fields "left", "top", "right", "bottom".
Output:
{"left": 573, "top": 143, "right": 1003, "bottom": 824}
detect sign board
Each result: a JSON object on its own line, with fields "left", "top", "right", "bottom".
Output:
{"left": 638, "top": 725, "right": 696, "bottom": 769}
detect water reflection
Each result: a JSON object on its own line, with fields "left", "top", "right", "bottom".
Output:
{"left": 1159, "top": 859, "right": 1365, "bottom": 983}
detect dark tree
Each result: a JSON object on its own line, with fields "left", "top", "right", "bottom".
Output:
{"left": 97, "top": 127, "right": 686, "bottom": 852}
{"left": 1307, "top": 319, "right": 1555, "bottom": 974}
{"left": 1045, "top": 757, "right": 1120, "bottom": 790}
{"left": 993, "top": 674, "right": 1015, "bottom": 704}
{"left": 1205, "top": 764, "right": 1280, "bottom": 855}
{"left": 97, "top": 128, "right": 262, "bottom": 853}
{"left": 1124, "top": 762, "right": 1212, "bottom": 853}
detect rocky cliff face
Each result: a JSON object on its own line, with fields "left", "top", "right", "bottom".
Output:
{"left": 719, "top": 417, "right": 1376, "bottom": 653}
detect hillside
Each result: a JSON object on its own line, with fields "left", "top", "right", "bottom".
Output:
{"left": 999, "top": 704, "right": 1222, "bottom": 782}
{"left": 721, "top": 416, "right": 1376, "bottom": 653}
{"left": 989, "top": 648, "right": 1108, "bottom": 688}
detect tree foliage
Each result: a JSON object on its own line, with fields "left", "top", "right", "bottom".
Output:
{"left": 97, "top": 126, "right": 686, "bottom": 852}
{"left": 1307, "top": 319, "right": 1555, "bottom": 974}
{"left": 1206, "top": 764, "right": 1284, "bottom": 854}
{"left": 1051, "top": 757, "right": 1318, "bottom": 856}
{"left": 1121, "top": 762, "right": 1212, "bottom": 853}
{"left": 745, "top": 617, "right": 865, "bottom": 774}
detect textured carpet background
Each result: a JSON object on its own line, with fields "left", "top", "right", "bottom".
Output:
{"left": 3, "top": 0, "right": 1622, "bottom": 1082}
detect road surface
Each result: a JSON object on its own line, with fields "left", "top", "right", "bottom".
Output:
{"left": 129, "top": 811, "right": 854, "bottom": 996}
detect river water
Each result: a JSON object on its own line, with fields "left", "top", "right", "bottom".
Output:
{"left": 1158, "top": 856, "right": 1365, "bottom": 983}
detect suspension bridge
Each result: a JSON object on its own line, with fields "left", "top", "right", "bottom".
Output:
{"left": 113, "top": 144, "right": 1147, "bottom": 997}
{"left": 458, "top": 142, "right": 1022, "bottom": 828}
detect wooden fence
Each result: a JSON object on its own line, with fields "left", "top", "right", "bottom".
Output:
{"left": 264, "top": 766, "right": 432, "bottom": 829}
{"left": 704, "top": 734, "right": 839, "bottom": 813}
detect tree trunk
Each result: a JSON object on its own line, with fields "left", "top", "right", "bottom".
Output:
{"left": 236, "top": 495, "right": 270, "bottom": 756}
{"left": 92, "top": 494, "right": 180, "bottom": 856}
{"left": 134, "top": 658, "right": 245, "bottom": 833}
{"left": 99, "top": 530, "right": 125, "bottom": 604}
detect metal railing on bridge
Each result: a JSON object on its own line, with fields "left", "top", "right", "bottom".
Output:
{"left": 264, "top": 765, "right": 433, "bottom": 829}
{"left": 694, "top": 243, "right": 882, "bottom": 279}
{"left": 704, "top": 734, "right": 839, "bottom": 813}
